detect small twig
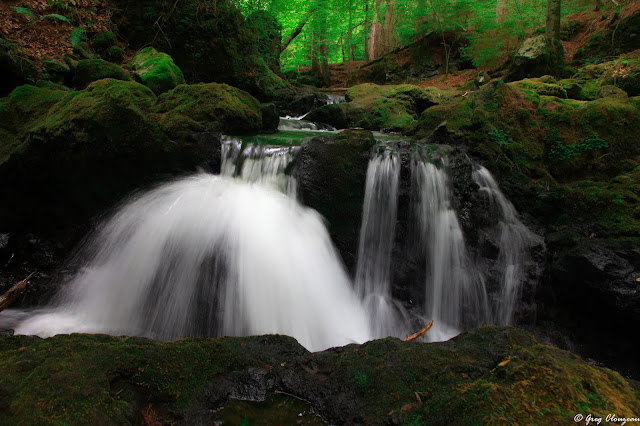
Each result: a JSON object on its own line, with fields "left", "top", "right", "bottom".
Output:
{"left": 404, "top": 320, "right": 434, "bottom": 342}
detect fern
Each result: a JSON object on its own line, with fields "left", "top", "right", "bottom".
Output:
{"left": 10, "top": 6, "right": 36, "bottom": 18}
{"left": 69, "top": 27, "right": 85, "bottom": 47}
{"left": 40, "top": 14, "right": 70, "bottom": 23}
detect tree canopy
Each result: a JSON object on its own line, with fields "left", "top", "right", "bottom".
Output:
{"left": 235, "top": 0, "right": 621, "bottom": 71}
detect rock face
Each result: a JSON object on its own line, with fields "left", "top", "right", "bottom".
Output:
{"left": 0, "top": 327, "right": 638, "bottom": 425}
{"left": 130, "top": 47, "right": 186, "bottom": 95}
{"left": 505, "top": 35, "right": 569, "bottom": 82}
{"left": 295, "top": 130, "right": 375, "bottom": 271}
{"left": 0, "top": 38, "right": 37, "bottom": 96}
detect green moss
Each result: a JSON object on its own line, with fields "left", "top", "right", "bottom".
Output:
{"left": 344, "top": 83, "right": 439, "bottom": 133}
{"left": 0, "top": 85, "right": 68, "bottom": 163}
{"left": 91, "top": 31, "right": 118, "bottom": 52}
{"left": 72, "top": 59, "right": 132, "bottom": 89}
{"left": 154, "top": 83, "right": 262, "bottom": 136}
{"left": 0, "top": 327, "right": 637, "bottom": 425}
{"left": 130, "top": 47, "right": 186, "bottom": 95}
{"left": 510, "top": 79, "right": 568, "bottom": 99}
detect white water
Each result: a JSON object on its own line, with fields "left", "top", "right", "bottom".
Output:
{"left": 278, "top": 118, "right": 336, "bottom": 132}
{"left": 413, "top": 159, "right": 489, "bottom": 341}
{"left": 221, "top": 136, "right": 298, "bottom": 197}
{"left": 325, "top": 94, "right": 345, "bottom": 105}
{"left": 15, "top": 145, "right": 375, "bottom": 351}
{"left": 354, "top": 150, "right": 410, "bottom": 338}
{"left": 472, "top": 166, "right": 540, "bottom": 325}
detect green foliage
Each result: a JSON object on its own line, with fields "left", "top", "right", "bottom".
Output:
{"left": 489, "top": 128, "right": 513, "bottom": 146}
{"left": 10, "top": 6, "right": 35, "bottom": 18}
{"left": 40, "top": 13, "right": 70, "bottom": 23}
{"left": 549, "top": 135, "right": 608, "bottom": 161}
{"left": 69, "top": 27, "right": 85, "bottom": 48}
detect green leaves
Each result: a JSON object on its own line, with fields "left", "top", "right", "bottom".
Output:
{"left": 69, "top": 27, "right": 85, "bottom": 47}
{"left": 10, "top": 6, "right": 36, "bottom": 18}
{"left": 41, "top": 14, "right": 71, "bottom": 23}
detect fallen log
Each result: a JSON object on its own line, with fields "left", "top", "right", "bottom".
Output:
{"left": 0, "top": 272, "right": 35, "bottom": 313}
{"left": 404, "top": 320, "right": 434, "bottom": 342}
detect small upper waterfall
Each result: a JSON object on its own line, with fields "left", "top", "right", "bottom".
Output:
{"left": 472, "top": 166, "right": 541, "bottom": 325}
{"left": 221, "top": 136, "right": 298, "bottom": 197}
{"left": 325, "top": 94, "right": 345, "bottom": 104}
{"left": 278, "top": 118, "right": 336, "bottom": 132}
{"left": 354, "top": 147, "right": 410, "bottom": 338}
{"left": 412, "top": 156, "right": 489, "bottom": 341}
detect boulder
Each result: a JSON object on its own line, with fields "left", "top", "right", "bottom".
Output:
{"left": 295, "top": 129, "right": 375, "bottom": 271}
{"left": 0, "top": 38, "right": 38, "bottom": 96}
{"left": 154, "top": 83, "right": 263, "bottom": 138}
{"left": 130, "top": 47, "right": 186, "bottom": 95}
{"left": 0, "top": 79, "right": 217, "bottom": 235}
{"left": 72, "top": 59, "right": 132, "bottom": 89}
{"left": 505, "top": 35, "right": 569, "bottom": 82}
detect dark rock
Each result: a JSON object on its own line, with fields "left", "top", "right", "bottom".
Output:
{"left": 0, "top": 38, "right": 38, "bottom": 96}
{"left": 72, "top": 59, "right": 132, "bottom": 89}
{"left": 305, "top": 104, "right": 349, "bottom": 129}
{"left": 295, "top": 130, "right": 375, "bottom": 271}
{"left": 260, "top": 102, "right": 280, "bottom": 131}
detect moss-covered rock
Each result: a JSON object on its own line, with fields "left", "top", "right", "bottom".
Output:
{"left": 305, "top": 103, "right": 349, "bottom": 129}
{"left": 0, "top": 327, "right": 637, "bottom": 424}
{"left": 130, "top": 47, "right": 186, "bottom": 95}
{"left": 510, "top": 78, "right": 568, "bottom": 98}
{"left": 260, "top": 102, "right": 280, "bottom": 131}
{"left": 104, "top": 45, "right": 124, "bottom": 64}
{"left": 154, "top": 83, "right": 262, "bottom": 138}
{"left": 91, "top": 30, "right": 118, "bottom": 53}
{"left": 41, "top": 58, "right": 71, "bottom": 84}
{"left": 341, "top": 83, "right": 439, "bottom": 133}
{"left": 112, "top": 0, "right": 290, "bottom": 100}
{"left": 505, "top": 35, "right": 569, "bottom": 82}
{"left": 0, "top": 79, "right": 217, "bottom": 234}
{"left": 295, "top": 129, "right": 375, "bottom": 270}
{"left": 72, "top": 59, "right": 132, "bottom": 89}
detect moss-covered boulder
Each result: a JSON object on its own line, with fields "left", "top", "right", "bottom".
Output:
{"left": 41, "top": 58, "right": 71, "bottom": 84}
{"left": 305, "top": 103, "right": 349, "bottom": 129}
{"left": 0, "top": 327, "right": 638, "bottom": 424}
{"left": 295, "top": 129, "right": 375, "bottom": 270}
{"left": 337, "top": 83, "right": 439, "bottom": 133}
{"left": 91, "top": 30, "right": 118, "bottom": 53}
{"left": 72, "top": 59, "right": 132, "bottom": 89}
{"left": 260, "top": 102, "right": 280, "bottom": 131}
{"left": 154, "top": 83, "right": 262, "bottom": 138}
{"left": 130, "top": 47, "right": 186, "bottom": 95}
{"left": 505, "top": 35, "right": 569, "bottom": 82}
{"left": 0, "top": 79, "right": 217, "bottom": 235}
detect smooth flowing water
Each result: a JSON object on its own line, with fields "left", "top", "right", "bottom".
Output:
{"left": 354, "top": 149, "right": 410, "bottom": 338}
{"left": 412, "top": 156, "right": 489, "bottom": 341}
{"left": 472, "top": 165, "right": 540, "bottom": 325}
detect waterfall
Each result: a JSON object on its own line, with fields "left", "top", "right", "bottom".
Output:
{"left": 325, "top": 94, "right": 345, "bottom": 105}
{"left": 221, "top": 136, "right": 298, "bottom": 197}
{"left": 15, "top": 144, "right": 373, "bottom": 352}
{"left": 354, "top": 148, "right": 410, "bottom": 338}
{"left": 472, "top": 166, "right": 540, "bottom": 325}
{"left": 278, "top": 118, "right": 336, "bottom": 132}
{"left": 412, "top": 156, "right": 489, "bottom": 341}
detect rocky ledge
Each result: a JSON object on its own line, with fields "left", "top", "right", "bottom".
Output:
{"left": 0, "top": 326, "right": 638, "bottom": 425}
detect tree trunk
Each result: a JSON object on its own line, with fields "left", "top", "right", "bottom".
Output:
{"left": 546, "top": 0, "right": 562, "bottom": 46}
{"left": 496, "top": 0, "right": 508, "bottom": 23}
{"left": 381, "top": 0, "right": 396, "bottom": 55}
{"left": 364, "top": 0, "right": 371, "bottom": 61}
{"left": 281, "top": 7, "right": 319, "bottom": 53}
{"left": 366, "top": 0, "right": 383, "bottom": 60}
{"left": 311, "top": 3, "right": 330, "bottom": 87}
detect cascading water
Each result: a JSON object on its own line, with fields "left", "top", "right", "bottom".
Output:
{"left": 278, "top": 118, "right": 336, "bottom": 132}
{"left": 412, "top": 155, "right": 489, "bottom": 341}
{"left": 472, "top": 166, "right": 541, "bottom": 325}
{"left": 14, "top": 143, "right": 374, "bottom": 352}
{"left": 325, "top": 94, "right": 345, "bottom": 105}
{"left": 221, "top": 136, "right": 298, "bottom": 197}
{"left": 354, "top": 148, "right": 410, "bottom": 338}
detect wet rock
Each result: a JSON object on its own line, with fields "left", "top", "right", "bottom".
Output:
{"left": 295, "top": 130, "right": 375, "bottom": 271}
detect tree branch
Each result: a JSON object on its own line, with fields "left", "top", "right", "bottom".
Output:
{"left": 281, "top": 7, "right": 319, "bottom": 53}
